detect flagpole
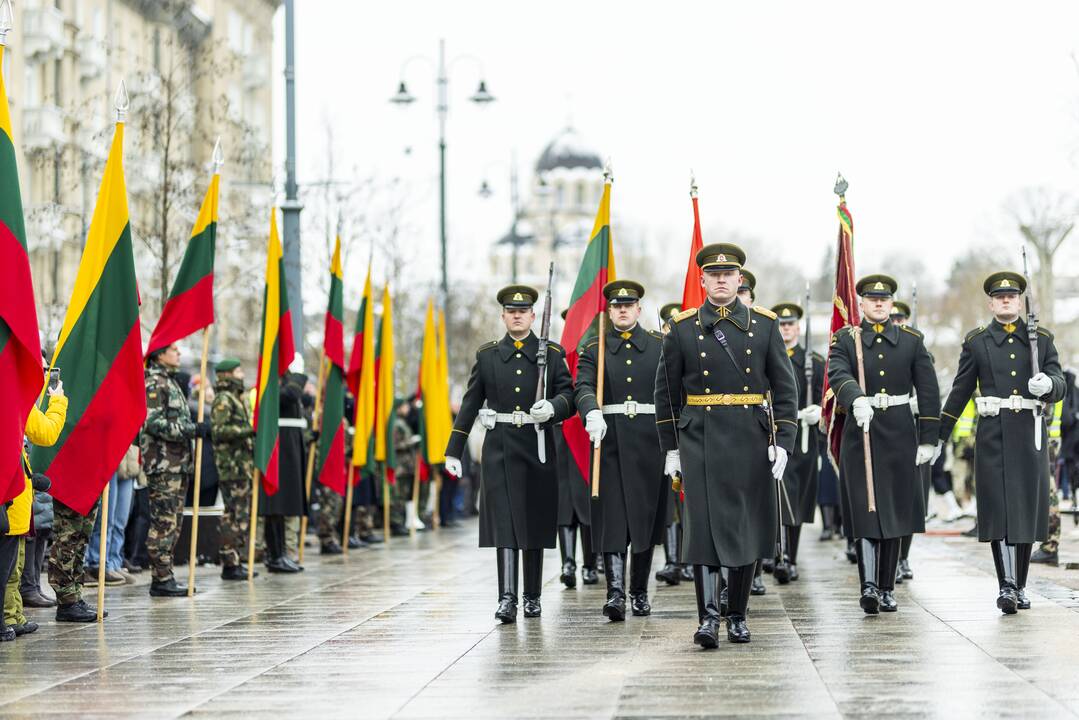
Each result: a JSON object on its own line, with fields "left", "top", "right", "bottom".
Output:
{"left": 247, "top": 469, "right": 260, "bottom": 581}
{"left": 299, "top": 352, "right": 327, "bottom": 564}
{"left": 342, "top": 463, "right": 354, "bottom": 554}
{"left": 590, "top": 312, "right": 607, "bottom": 498}
{"left": 96, "top": 481, "right": 109, "bottom": 622}
{"left": 853, "top": 327, "right": 877, "bottom": 513}
{"left": 186, "top": 327, "right": 212, "bottom": 596}
{"left": 383, "top": 463, "right": 391, "bottom": 541}
{"left": 432, "top": 468, "right": 441, "bottom": 529}
{"left": 410, "top": 452, "right": 421, "bottom": 538}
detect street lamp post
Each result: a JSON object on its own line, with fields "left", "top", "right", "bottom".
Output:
{"left": 391, "top": 38, "right": 494, "bottom": 353}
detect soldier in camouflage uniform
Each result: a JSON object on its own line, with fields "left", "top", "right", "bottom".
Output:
{"left": 390, "top": 403, "right": 424, "bottom": 534}
{"left": 211, "top": 359, "right": 257, "bottom": 580}
{"left": 49, "top": 498, "right": 100, "bottom": 622}
{"left": 142, "top": 344, "right": 207, "bottom": 596}
{"left": 316, "top": 484, "right": 344, "bottom": 553}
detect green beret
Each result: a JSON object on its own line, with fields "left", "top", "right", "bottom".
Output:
{"left": 215, "top": 358, "right": 241, "bottom": 373}
{"left": 603, "top": 279, "right": 645, "bottom": 305}
{"left": 983, "top": 271, "right": 1025, "bottom": 296}
{"left": 496, "top": 285, "right": 539, "bottom": 308}
{"left": 856, "top": 274, "right": 898, "bottom": 298}
{"left": 696, "top": 242, "right": 746, "bottom": 272}
{"left": 771, "top": 302, "right": 803, "bottom": 322}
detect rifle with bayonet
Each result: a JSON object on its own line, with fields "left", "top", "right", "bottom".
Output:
{"left": 766, "top": 391, "right": 795, "bottom": 564}
{"left": 534, "top": 262, "right": 555, "bottom": 463}
{"left": 1021, "top": 247, "right": 1048, "bottom": 451}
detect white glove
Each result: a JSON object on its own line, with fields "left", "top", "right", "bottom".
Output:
{"left": 931, "top": 440, "right": 943, "bottom": 464}
{"left": 530, "top": 399, "right": 555, "bottom": 423}
{"left": 770, "top": 446, "right": 788, "bottom": 480}
{"left": 909, "top": 395, "right": 920, "bottom": 416}
{"left": 444, "top": 456, "right": 462, "bottom": 478}
{"left": 1028, "top": 372, "right": 1052, "bottom": 398}
{"left": 915, "top": 444, "right": 935, "bottom": 465}
{"left": 852, "top": 396, "right": 874, "bottom": 430}
{"left": 584, "top": 410, "right": 607, "bottom": 447}
{"left": 477, "top": 408, "right": 497, "bottom": 430}
{"left": 797, "top": 404, "right": 822, "bottom": 426}
{"left": 664, "top": 450, "right": 681, "bottom": 477}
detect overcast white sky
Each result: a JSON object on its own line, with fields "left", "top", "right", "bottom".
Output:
{"left": 273, "top": 1, "right": 1079, "bottom": 299}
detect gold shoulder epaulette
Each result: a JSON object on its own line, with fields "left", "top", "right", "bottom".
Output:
{"left": 547, "top": 342, "right": 565, "bottom": 354}
{"left": 647, "top": 329, "right": 662, "bottom": 339}
{"left": 899, "top": 325, "right": 923, "bottom": 338}
{"left": 964, "top": 326, "right": 985, "bottom": 343}
{"left": 752, "top": 305, "right": 777, "bottom": 320}
{"left": 1036, "top": 327, "right": 1053, "bottom": 339}
{"left": 810, "top": 350, "right": 825, "bottom": 363}
{"left": 673, "top": 308, "right": 696, "bottom": 323}
{"left": 478, "top": 340, "right": 498, "bottom": 352}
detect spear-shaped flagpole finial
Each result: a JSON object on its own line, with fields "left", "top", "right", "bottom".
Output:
{"left": 211, "top": 136, "right": 224, "bottom": 174}
{"left": 833, "top": 172, "right": 848, "bottom": 200}
{"left": 114, "top": 79, "right": 130, "bottom": 122}
{"left": 0, "top": 0, "right": 13, "bottom": 47}
{"left": 603, "top": 157, "right": 613, "bottom": 184}
{"left": 690, "top": 170, "right": 698, "bottom": 199}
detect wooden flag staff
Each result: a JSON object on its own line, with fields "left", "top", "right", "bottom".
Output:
{"left": 298, "top": 353, "right": 328, "bottom": 564}
{"left": 186, "top": 327, "right": 212, "bottom": 596}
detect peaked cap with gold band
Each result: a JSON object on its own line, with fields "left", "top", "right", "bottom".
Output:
{"left": 771, "top": 302, "right": 803, "bottom": 323}
{"left": 603, "top": 279, "right": 645, "bottom": 305}
{"left": 496, "top": 285, "right": 539, "bottom": 308}
{"left": 659, "top": 302, "right": 681, "bottom": 321}
{"left": 983, "top": 271, "right": 1026, "bottom": 296}
{"left": 739, "top": 269, "right": 756, "bottom": 294}
{"left": 695, "top": 242, "right": 746, "bottom": 271}
{"left": 855, "top": 273, "right": 898, "bottom": 298}
{"left": 890, "top": 301, "right": 911, "bottom": 319}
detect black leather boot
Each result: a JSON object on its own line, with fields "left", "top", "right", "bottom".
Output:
{"left": 522, "top": 549, "right": 543, "bottom": 618}
{"left": 580, "top": 526, "right": 599, "bottom": 584}
{"left": 896, "top": 534, "right": 913, "bottom": 584}
{"left": 495, "top": 548, "right": 518, "bottom": 623}
{"left": 725, "top": 563, "right": 754, "bottom": 643}
{"left": 877, "top": 538, "right": 900, "bottom": 612}
{"left": 655, "top": 523, "right": 681, "bottom": 586}
{"left": 856, "top": 538, "right": 881, "bottom": 614}
{"left": 788, "top": 525, "right": 801, "bottom": 581}
{"left": 692, "top": 565, "right": 722, "bottom": 649}
{"left": 149, "top": 577, "right": 191, "bottom": 597}
{"left": 1015, "top": 543, "right": 1032, "bottom": 610}
{"left": 719, "top": 567, "right": 729, "bottom": 617}
{"left": 629, "top": 547, "right": 654, "bottom": 616}
{"left": 819, "top": 505, "right": 836, "bottom": 541}
{"left": 845, "top": 537, "right": 858, "bottom": 564}
{"left": 56, "top": 599, "right": 106, "bottom": 623}
{"left": 991, "top": 541, "right": 1018, "bottom": 614}
{"left": 750, "top": 559, "right": 766, "bottom": 595}
{"left": 558, "top": 525, "right": 577, "bottom": 589}
{"left": 602, "top": 552, "right": 627, "bottom": 621}
{"left": 774, "top": 527, "right": 793, "bottom": 584}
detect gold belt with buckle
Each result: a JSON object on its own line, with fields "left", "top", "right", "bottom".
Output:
{"left": 685, "top": 393, "right": 765, "bottom": 406}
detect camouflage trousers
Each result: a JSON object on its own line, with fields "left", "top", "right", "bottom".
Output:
{"left": 48, "top": 498, "right": 100, "bottom": 605}
{"left": 4, "top": 538, "right": 25, "bottom": 626}
{"left": 316, "top": 485, "right": 343, "bottom": 542}
{"left": 147, "top": 472, "right": 189, "bottom": 581}
{"left": 353, "top": 506, "right": 375, "bottom": 538}
{"left": 390, "top": 474, "right": 428, "bottom": 527}
{"left": 219, "top": 472, "right": 251, "bottom": 568}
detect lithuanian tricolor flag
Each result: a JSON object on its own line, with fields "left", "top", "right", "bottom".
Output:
{"left": 559, "top": 175, "right": 616, "bottom": 479}
{"left": 253, "top": 210, "right": 295, "bottom": 495}
{"left": 316, "top": 237, "right": 346, "bottom": 495}
{"left": 146, "top": 171, "right": 218, "bottom": 356}
{"left": 416, "top": 301, "right": 452, "bottom": 480}
{"left": 347, "top": 267, "right": 376, "bottom": 470}
{"left": 374, "top": 285, "right": 396, "bottom": 482}
{"left": 29, "top": 120, "right": 145, "bottom": 515}
{"left": 0, "top": 42, "right": 43, "bottom": 504}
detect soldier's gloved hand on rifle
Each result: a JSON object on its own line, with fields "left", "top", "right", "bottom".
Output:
{"left": 664, "top": 450, "right": 681, "bottom": 477}
{"left": 770, "top": 446, "right": 788, "bottom": 480}
{"left": 1028, "top": 372, "right": 1052, "bottom": 398}
{"left": 931, "top": 440, "right": 943, "bottom": 464}
{"left": 852, "top": 396, "right": 874, "bottom": 430}
{"left": 915, "top": 444, "right": 935, "bottom": 465}
{"left": 797, "top": 404, "right": 822, "bottom": 426}
{"left": 584, "top": 410, "right": 607, "bottom": 447}
{"left": 477, "top": 408, "right": 497, "bottom": 430}
{"left": 444, "top": 456, "right": 462, "bottom": 478}
{"left": 529, "top": 399, "right": 555, "bottom": 423}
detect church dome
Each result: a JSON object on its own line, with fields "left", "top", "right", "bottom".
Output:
{"left": 535, "top": 127, "right": 602, "bottom": 174}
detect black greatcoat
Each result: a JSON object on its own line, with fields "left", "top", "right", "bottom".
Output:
{"left": 554, "top": 424, "right": 590, "bottom": 525}
{"left": 938, "top": 320, "right": 1065, "bottom": 543}
{"left": 260, "top": 373, "right": 308, "bottom": 516}
{"left": 654, "top": 301, "right": 799, "bottom": 568}
{"left": 575, "top": 324, "right": 668, "bottom": 553}
{"left": 827, "top": 320, "right": 940, "bottom": 539}
{"left": 781, "top": 346, "right": 824, "bottom": 526}
{"left": 445, "top": 332, "right": 575, "bottom": 549}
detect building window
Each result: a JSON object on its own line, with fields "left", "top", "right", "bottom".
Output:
{"left": 575, "top": 181, "right": 585, "bottom": 207}
{"left": 53, "top": 59, "right": 62, "bottom": 106}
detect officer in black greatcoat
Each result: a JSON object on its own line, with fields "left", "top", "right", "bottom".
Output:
{"left": 938, "top": 271, "right": 1066, "bottom": 614}
{"left": 444, "top": 286, "right": 576, "bottom": 624}
{"left": 770, "top": 303, "right": 824, "bottom": 584}
{"left": 654, "top": 244, "right": 798, "bottom": 646}
{"left": 889, "top": 301, "right": 925, "bottom": 584}
{"left": 575, "top": 280, "right": 668, "bottom": 621}
{"left": 827, "top": 275, "right": 940, "bottom": 615}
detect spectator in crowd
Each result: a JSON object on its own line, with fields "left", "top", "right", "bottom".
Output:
{"left": 19, "top": 471, "right": 55, "bottom": 607}
{"left": 83, "top": 441, "right": 140, "bottom": 587}
{"left": 261, "top": 362, "right": 307, "bottom": 573}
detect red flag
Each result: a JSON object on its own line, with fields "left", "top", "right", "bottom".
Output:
{"left": 821, "top": 196, "right": 860, "bottom": 468}
{"left": 681, "top": 185, "right": 705, "bottom": 311}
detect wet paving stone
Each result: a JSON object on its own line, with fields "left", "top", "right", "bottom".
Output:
{"left": 2, "top": 521, "right": 1078, "bottom": 718}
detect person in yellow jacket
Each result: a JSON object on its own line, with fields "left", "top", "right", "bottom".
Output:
{"left": 1, "top": 380, "right": 67, "bottom": 641}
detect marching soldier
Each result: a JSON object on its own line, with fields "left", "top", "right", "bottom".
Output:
{"left": 889, "top": 301, "right": 925, "bottom": 583}
{"left": 142, "top": 343, "right": 207, "bottom": 597}
{"left": 770, "top": 303, "right": 824, "bottom": 583}
{"left": 737, "top": 269, "right": 756, "bottom": 305}
{"left": 210, "top": 359, "right": 257, "bottom": 580}
{"left": 827, "top": 275, "right": 940, "bottom": 614}
{"left": 575, "top": 280, "right": 669, "bottom": 621}
{"left": 938, "top": 271, "right": 1065, "bottom": 613}
{"left": 654, "top": 244, "right": 798, "bottom": 646}
{"left": 444, "top": 285, "right": 575, "bottom": 623}
{"left": 655, "top": 302, "right": 692, "bottom": 585}
{"left": 555, "top": 311, "right": 598, "bottom": 588}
